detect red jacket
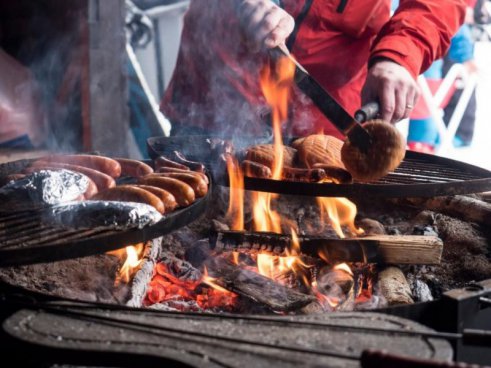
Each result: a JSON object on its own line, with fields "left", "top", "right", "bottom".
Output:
{"left": 161, "top": 0, "right": 465, "bottom": 138}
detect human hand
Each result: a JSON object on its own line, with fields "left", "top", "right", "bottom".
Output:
{"left": 361, "top": 59, "right": 420, "bottom": 124}
{"left": 235, "top": 0, "right": 295, "bottom": 51}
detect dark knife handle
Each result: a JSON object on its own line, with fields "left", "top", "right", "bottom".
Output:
{"left": 354, "top": 102, "right": 380, "bottom": 123}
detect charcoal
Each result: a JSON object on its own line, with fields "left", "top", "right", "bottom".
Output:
{"left": 0, "top": 169, "right": 89, "bottom": 211}
{"left": 43, "top": 200, "right": 162, "bottom": 230}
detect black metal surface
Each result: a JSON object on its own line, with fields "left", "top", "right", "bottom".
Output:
{"left": 0, "top": 161, "right": 212, "bottom": 267}
{"left": 1, "top": 300, "right": 453, "bottom": 367}
{"left": 355, "top": 102, "right": 380, "bottom": 123}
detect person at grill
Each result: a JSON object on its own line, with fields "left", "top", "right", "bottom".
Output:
{"left": 161, "top": 0, "right": 466, "bottom": 138}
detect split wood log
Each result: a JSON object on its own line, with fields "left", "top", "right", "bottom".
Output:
{"left": 126, "top": 238, "right": 161, "bottom": 307}
{"left": 377, "top": 266, "right": 414, "bottom": 306}
{"left": 393, "top": 195, "right": 491, "bottom": 227}
{"left": 207, "top": 257, "right": 316, "bottom": 312}
{"left": 214, "top": 231, "right": 443, "bottom": 265}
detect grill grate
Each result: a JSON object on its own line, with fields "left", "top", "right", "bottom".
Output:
{"left": 240, "top": 151, "right": 491, "bottom": 198}
{"left": 0, "top": 177, "right": 211, "bottom": 268}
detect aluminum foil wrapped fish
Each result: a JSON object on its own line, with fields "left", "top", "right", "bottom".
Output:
{"left": 0, "top": 169, "right": 89, "bottom": 212}
{"left": 43, "top": 200, "right": 163, "bottom": 230}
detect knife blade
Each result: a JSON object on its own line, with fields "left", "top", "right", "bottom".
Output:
{"left": 274, "top": 45, "right": 373, "bottom": 152}
{"left": 211, "top": 231, "right": 380, "bottom": 263}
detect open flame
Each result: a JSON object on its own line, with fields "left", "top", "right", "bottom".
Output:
{"left": 225, "top": 154, "right": 244, "bottom": 231}
{"left": 316, "top": 197, "right": 364, "bottom": 238}
{"left": 107, "top": 243, "right": 145, "bottom": 285}
{"left": 250, "top": 57, "right": 295, "bottom": 234}
{"left": 256, "top": 228, "right": 310, "bottom": 283}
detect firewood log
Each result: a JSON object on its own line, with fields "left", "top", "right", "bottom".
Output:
{"left": 207, "top": 257, "right": 316, "bottom": 312}
{"left": 377, "top": 266, "right": 414, "bottom": 306}
{"left": 394, "top": 195, "right": 491, "bottom": 227}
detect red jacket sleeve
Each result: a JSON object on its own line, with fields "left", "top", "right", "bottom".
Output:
{"left": 370, "top": 0, "right": 466, "bottom": 79}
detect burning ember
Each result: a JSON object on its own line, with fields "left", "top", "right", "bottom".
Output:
{"left": 144, "top": 262, "right": 237, "bottom": 311}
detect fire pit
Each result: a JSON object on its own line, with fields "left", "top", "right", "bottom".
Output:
{"left": 1, "top": 65, "right": 491, "bottom": 365}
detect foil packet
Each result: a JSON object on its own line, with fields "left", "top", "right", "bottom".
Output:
{"left": 43, "top": 200, "right": 163, "bottom": 230}
{"left": 0, "top": 169, "right": 89, "bottom": 212}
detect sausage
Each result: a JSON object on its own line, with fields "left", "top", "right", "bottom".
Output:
{"left": 312, "top": 164, "right": 353, "bottom": 184}
{"left": 155, "top": 156, "right": 190, "bottom": 171}
{"left": 82, "top": 178, "right": 98, "bottom": 199}
{"left": 133, "top": 185, "right": 178, "bottom": 211}
{"left": 148, "top": 172, "right": 208, "bottom": 198}
{"left": 138, "top": 176, "right": 195, "bottom": 207}
{"left": 282, "top": 167, "right": 327, "bottom": 182}
{"left": 0, "top": 173, "right": 26, "bottom": 187}
{"left": 155, "top": 167, "right": 209, "bottom": 184}
{"left": 90, "top": 185, "right": 165, "bottom": 214}
{"left": 37, "top": 154, "right": 121, "bottom": 178}
{"left": 241, "top": 160, "right": 272, "bottom": 178}
{"left": 114, "top": 158, "right": 154, "bottom": 177}
{"left": 172, "top": 151, "right": 205, "bottom": 173}
{"left": 29, "top": 161, "right": 116, "bottom": 191}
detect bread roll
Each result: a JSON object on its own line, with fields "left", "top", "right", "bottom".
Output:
{"left": 341, "top": 120, "right": 406, "bottom": 182}
{"left": 297, "top": 134, "right": 345, "bottom": 169}
{"left": 245, "top": 144, "right": 296, "bottom": 169}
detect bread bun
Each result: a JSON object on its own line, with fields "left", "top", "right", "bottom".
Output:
{"left": 341, "top": 120, "right": 406, "bottom": 182}
{"left": 297, "top": 134, "right": 344, "bottom": 168}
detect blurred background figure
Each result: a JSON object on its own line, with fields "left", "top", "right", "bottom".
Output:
{"left": 0, "top": 49, "right": 46, "bottom": 149}
{"left": 406, "top": 0, "right": 490, "bottom": 153}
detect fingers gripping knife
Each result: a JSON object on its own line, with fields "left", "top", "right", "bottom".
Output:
{"left": 274, "top": 45, "right": 378, "bottom": 152}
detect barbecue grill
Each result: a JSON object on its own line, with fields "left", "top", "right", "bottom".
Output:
{"left": 147, "top": 135, "right": 491, "bottom": 197}
{"left": 0, "top": 158, "right": 212, "bottom": 267}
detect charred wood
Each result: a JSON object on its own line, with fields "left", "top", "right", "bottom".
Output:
{"left": 394, "top": 195, "right": 491, "bottom": 227}
{"left": 207, "top": 257, "right": 316, "bottom": 312}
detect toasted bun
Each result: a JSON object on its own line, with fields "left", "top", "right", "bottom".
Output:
{"left": 341, "top": 120, "right": 406, "bottom": 182}
{"left": 297, "top": 134, "right": 345, "bottom": 169}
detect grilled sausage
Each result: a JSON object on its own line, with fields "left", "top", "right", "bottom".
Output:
{"left": 282, "top": 167, "right": 327, "bottom": 182}
{"left": 133, "top": 185, "right": 178, "bottom": 211}
{"left": 0, "top": 173, "right": 26, "bottom": 187}
{"left": 149, "top": 172, "right": 208, "bottom": 197}
{"left": 28, "top": 161, "right": 116, "bottom": 191}
{"left": 138, "top": 176, "right": 195, "bottom": 207}
{"left": 37, "top": 154, "right": 121, "bottom": 178}
{"left": 311, "top": 164, "right": 353, "bottom": 184}
{"left": 172, "top": 151, "right": 206, "bottom": 173}
{"left": 114, "top": 158, "right": 154, "bottom": 177}
{"left": 82, "top": 178, "right": 99, "bottom": 198}
{"left": 155, "top": 156, "right": 190, "bottom": 171}
{"left": 156, "top": 167, "right": 209, "bottom": 184}
{"left": 91, "top": 185, "right": 165, "bottom": 214}
{"left": 241, "top": 160, "right": 272, "bottom": 178}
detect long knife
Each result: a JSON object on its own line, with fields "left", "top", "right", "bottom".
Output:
{"left": 275, "top": 45, "right": 374, "bottom": 152}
